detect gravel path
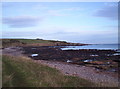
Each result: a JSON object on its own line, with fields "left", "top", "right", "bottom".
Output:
{"left": 35, "top": 60, "right": 118, "bottom": 87}
{"left": 2, "top": 47, "right": 119, "bottom": 87}
{"left": 2, "top": 47, "right": 24, "bottom": 56}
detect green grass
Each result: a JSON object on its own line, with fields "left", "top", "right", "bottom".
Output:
{"left": 1, "top": 39, "right": 63, "bottom": 44}
{"left": 1, "top": 39, "right": 53, "bottom": 48}
{"left": 1, "top": 39, "right": 85, "bottom": 48}
{"left": 2, "top": 55, "right": 98, "bottom": 87}
{"left": 2, "top": 39, "right": 52, "bottom": 44}
{"left": 1, "top": 39, "right": 68, "bottom": 48}
{"left": 17, "top": 39, "right": 52, "bottom": 44}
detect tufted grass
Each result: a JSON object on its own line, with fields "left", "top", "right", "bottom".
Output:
{"left": 2, "top": 55, "right": 97, "bottom": 87}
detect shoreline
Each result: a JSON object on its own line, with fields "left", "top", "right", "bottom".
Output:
{"left": 35, "top": 59, "right": 118, "bottom": 87}
{"left": 2, "top": 46, "right": 119, "bottom": 87}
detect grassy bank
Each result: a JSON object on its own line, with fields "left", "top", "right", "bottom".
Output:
{"left": 1, "top": 39, "right": 85, "bottom": 48}
{"left": 2, "top": 55, "right": 97, "bottom": 87}
{"left": 1, "top": 39, "right": 54, "bottom": 48}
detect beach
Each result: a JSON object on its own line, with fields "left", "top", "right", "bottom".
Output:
{"left": 2, "top": 46, "right": 119, "bottom": 87}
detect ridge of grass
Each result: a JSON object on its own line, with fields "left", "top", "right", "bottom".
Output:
{"left": 2, "top": 55, "right": 98, "bottom": 87}
{"left": 1, "top": 39, "right": 85, "bottom": 48}
{"left": 1, "top": 39, "right": 53, "bottom": 48}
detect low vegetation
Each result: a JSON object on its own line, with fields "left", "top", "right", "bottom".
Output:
{"left": 1, "top": 39, "right": 85, "bottom": 48}
{"left": 1, "top": 39, "right": 54, "bottom": 48}
{"left": 2, "top": 55, "right": 97, "bottom": 87}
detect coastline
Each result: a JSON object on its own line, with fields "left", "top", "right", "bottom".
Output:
{"left": 2, "top": 46, "right": 119, "bottom": 87}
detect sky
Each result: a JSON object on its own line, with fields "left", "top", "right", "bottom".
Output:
{"left": 1, "top": 2, "right": 118, "bottom": 44}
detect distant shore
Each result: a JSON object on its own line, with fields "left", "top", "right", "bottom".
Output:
{"left": 1, "top": 39, "right": 119, "bottom": 87}
{"left": 1, "top": 39, "right": 88, "bottom": 48}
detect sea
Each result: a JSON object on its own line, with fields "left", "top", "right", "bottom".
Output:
{"left": 61, "top": 44, "right": 120, "bottom": 50}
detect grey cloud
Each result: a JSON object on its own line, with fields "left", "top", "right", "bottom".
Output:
{"left": 94, "top": 5, "right": 118, "bottom": 20}
{"left": 2, "top": 16, "right": 43, "bottom": 28}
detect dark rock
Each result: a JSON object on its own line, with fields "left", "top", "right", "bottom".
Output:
{"left": 21, "top": 46, "right": 119, "bottom": 73}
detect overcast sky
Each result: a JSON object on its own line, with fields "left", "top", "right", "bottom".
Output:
{"left": 2, "top": 2, "right": 118, "bottom": 44}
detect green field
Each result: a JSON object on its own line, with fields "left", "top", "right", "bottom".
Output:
{"left": 1, "top": 39, "right": 53, "bottom": 44}
{"left": 1, "top": 39, "right": 51, "bottom": 48}
{"left": 17, "top": 39, "right": 52, "bottom": 43}
{"left": 1, "top": 39, "right": 65, "bottom": 44}
{"left": 2, "top": 55, "right": 97, "bottom": 87}
{"left": 1, "top": 38, "right": 85, "bottom": 48}
{"left": 1, "top": 39, "right": 69, "bottom": 48}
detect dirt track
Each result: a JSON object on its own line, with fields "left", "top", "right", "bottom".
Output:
{"left": 2, "top": 47, "right": 119, "bottom": 87}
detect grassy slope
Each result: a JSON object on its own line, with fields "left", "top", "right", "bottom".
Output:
{"left": 17, "top": 39, "right": 54, "bottom": 44}
{"left": 2, "top": 55, "right": 97, "bottom": 87}
{"left": 1, "top": 39, "right": 65, "bottom": 44}
{"left": 1, "top": 39, "right": 66, "bottom": 48}
{"left": 1, "top": 39, "right": 85, "bottom": 48}
{"left": 1, "top": 39, "right": 54, "bottom": 48}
